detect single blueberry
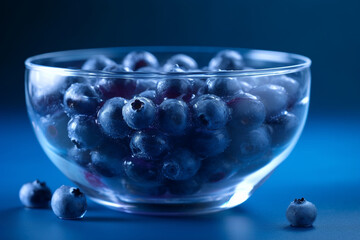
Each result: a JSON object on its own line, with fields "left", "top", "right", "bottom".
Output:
{"left": 138, "top": 90, "right": 157, "bottom": 101}
{"left": 250, "top": 84, "right": 288, "bottom": 119}
{"left": 122, "top": 97, "right": 156, "bottom": 130}
{"left": 63, "top": 83, "right": 100, "bottom": 116}
{"left": 197, "top": 154, "right": 238, "bottom": 183}
{"left": 163, "top": 54, "right": 198, "bottom": 72}
{"left": 286, "top": 198, "right": 317, "bottom": 227}
{"left": 51, "top": 186, "right": 87, "bottom": 219}
{"left": 269, "top": 75, "right": 300, "bottom": 107}
{"left": 227, "top": 92, "right": 266, "bottom": 132}
{"left": 192, "top": 94, "right": 229, "bottom": 130}
{"left": 82, "top": 55, "right": 116, "bottom": 71}
{"left": 68, "top": 115, "right": 103, "bottom": 149}
{"left": 130, "top": 130, "right": 169, "bottom": 159}
{"left": 162, "top": 148, "right": 201, "bottom": 181}
{"left": 158, "top": 99, "right": 189, "bottom": 135}
{"left": 123, "top": 157, "right": 162, "bottom": 186}
{"left": 122, "top": 51, "right": 159, "bottom": 71}
{"left": 19, "top": 180, "right": 52, "bottom": 208}
{"left": 90, "top": 140, "right": 129, "bottom": 177}
{"left": 97, "top": 78, "right": 137, "bottom": 100}
{"left": 191, "top": 128, "right": 230, "bottom": 157}
{"left": 266, "top": 111, "right": 299, "bottom": 148}
{"left": 98, "top": 97, "right": 131, "bottom": 139}
{"left": 208, "top": 49, "right": 244, "bottom": 70}
{"left": 207, "top": 77, "right": 242, "bottom": 97}
{"left": 68, "top": 147, "right": 91, "bottom": 167}
{"left": 167, "top": 178, "right": 201, "bottom": 196}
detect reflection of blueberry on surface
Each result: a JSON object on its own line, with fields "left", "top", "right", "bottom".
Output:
{"left": 130, "top": 130, "right": 169, "bottom": 160}
{"left": 98, "top": 97, "right": 131, "bottom": 139}
{"left": 82, "top": 55, "right": 116, "bottom": 71}
{"left": 208, "top": 50, "right": 244, "bottom": 70}
{"left": 192, "top": 94, "right": 229, "bottom": 130}
{"left": 158, "top": 99, "right": 189, "bottom": 135}
{"left": 122, "top": 97, "right": 156, "bottom": 130}
{"left": 68, "top": 115, "right": 103, "bottom": 149}
{"left": 51, "top": 186, "right": 87, "bottom": 219}
{"left": 286, "top": 198, "right": 317, "bottom": 227}
{"left": 267, "top": 111, "right": 299, "bottom": 148}
{"left": 167, "top": 178, "right": 201, "bottom": 196}
{"left": 19, "top": 180, "right": 52, "bottom": 208}
{"left": 122, "top": 51, "right": 159, "bottom": 71}
{"left": 162, "top": 148, "right": 201, "bottom": 181}
{"left": 207, "top": 77, "right": 242, "bottom": 97}
{"left": 123, "top": 157, "right": 162, "bottom": 186}
{"left": 163, "top": 54, "right": 198, "bottom": 71}
{"left": 63, "top": 83, "right": 100, "bottom": 116}
{"left": 191, "top": 128, "right": 230, "bottom": 157}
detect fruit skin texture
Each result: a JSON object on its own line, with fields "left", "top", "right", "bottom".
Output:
{"left": 191, "top": 128, "right": 230, "bottom": 157}
{"left": 163, "top": 54, "right": 198, "bottom": 71}
{"left": 122, "top": 97, "right": 157, "bottom": 130}
{"left": 82, "top": 55, "right": 116, "bottom": 71}
{"left": 158, "top": 99, "right": 189, "bottom": 135}
{"left": 19, "top": 180, "right": 52, "bottom": 208}
{"left": 207, "top": 77, "right": 242, "bottom": 98}
{"left": 98, "top": 97, "right": 131, "bottom": 139}
{"left": 267, "top": 111, "right": 299, "bottom": 148}
{"left": 156, "top": 77, "right": 192, "bottom": 102}
{"left": 130, "top": 130, "right": 169, "bottom": 160}
{"left": 123, "top": 157, "right": 162, "bottom": 186}
{"left": 122, "top": 51, "right": 159, "bottom": 71}
{"left": 51, "top": 186, "right": 87, "bottom": 220}
{"left": 208, "top": 49, "right": 244, "bottom": 70}
{"left": 286, "top": 198, "right": 317, "bottom": 227}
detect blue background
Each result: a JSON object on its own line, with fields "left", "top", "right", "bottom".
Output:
{"left": 0, "top": 0, "right": 360, "bottom": 239}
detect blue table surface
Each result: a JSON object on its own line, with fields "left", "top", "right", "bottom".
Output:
{"left": 0, "top": 110, "right": 359, "bottom": 240}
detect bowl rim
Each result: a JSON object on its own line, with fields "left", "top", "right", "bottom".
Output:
{"left": 25, "top": 46, "right": 312, "bottom": 78}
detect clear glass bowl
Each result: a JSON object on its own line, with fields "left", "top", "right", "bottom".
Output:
{"left": 25, "top": 46, "right": 311, "bottom": 215}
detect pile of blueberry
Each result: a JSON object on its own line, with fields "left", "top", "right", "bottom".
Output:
{"left": 29, "top": 50, "right": 305, "bottom": 197}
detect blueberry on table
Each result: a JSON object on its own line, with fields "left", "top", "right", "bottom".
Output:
{"left": 208, "top": 49, "right": 244, "bottom": 70}
{"left": 82, "top": 55, "right": 116, "bottom": 71}
{"left": 250, "top": 84, "right": 288, "bottom": 119}
{"left": 158, "top": 99, "right": 189, "bottom": 135}
{"left": 63, "top": 83, "right": 100, "bottom": 116}
{"left": 130, "top": 130, "right": 169, "bottom": 160}
{"left": 167, "top": 178, "right": 201, "bottom": 196}
{"left": 67, "top": 115, "right": 103, "bottom": 149}
{"left": 163, "top": 54, "right": 198, "bottom": 72}
{"left": 227, "top": 92, "right": 266, "bottom": 132}
{"left": 19, "top": 180, "right": 52, "bottom": 208}
{"left": 162, "top": 148, "right": 201, "bottom": 181}
{"left": 197, "top": 154, "right": 238, "bottom": 183}
{"left": 286, "top": 198, "right": 317, "bottom": 227}
{"left": 192, "top": 94, "right": 229, "bottom": 130}
{"left": 266, "top": 111, "right": 299, "bottom": 148}
{"left": 207, "top": 77, "right": 242, "bottom": 98}
{"left": 269, "top": 75, "right": 300, "bottom": 107}
{"left": 51, "top": 186, "right": 87, "bottom": 220}
{"left": 191, "top": 128, "right": 230, "bottom": 157}
{"left": 90, "top": 140, "right": 129, "bottom": 177}
{"left": 122, "top": 97, "right": 156, "bottom": 130}
{"left": 123, "top": 157, "right": 162, "bottom": 186}
{"left": 68, "top": 147, "right": 91, "bottom": 167}
{"left": 98, "top": 97, "right": 131, "bottom": 139}
{"left": 122, "top": 51, "right": 159, "bottom": 71}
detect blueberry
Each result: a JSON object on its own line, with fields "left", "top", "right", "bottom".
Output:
{"left": 207, "top": 77, "right": 242, "bottom": 97}
{"left": 167, "top": 178, "right": 201, "bottom": 196}
{"left": 136, "top": 66, "right": 159, "bottom": 72}
{"left": 208, "top": 49, "right": 244, "bottom": 70}
{"left": 19, "top": 180, "right": 52, "bottom": 208}
{"left": 68, "top": 115, "right": 103, "bottom": 149}
{"left": 98, "top": 97, "right": 131, "bottom": 139}
{"left": 40, "top": 111, "right": 73, "bottom": 151}
{"left": 63, "top": 83, "right": 100, "bottom": 116}
{"left": 123, "top": 157, "right": 162, "bottom": 186}
{"left": 90, "top": 140, "right": 129, "bottom": 177}
{"left": 192, "top": 94, "right": 229, "bottom": 130}
{"left": 122, "top": 51, "right": 159, "bottom": 71}
{"left": 286, "top": 198, "right": 317, "bottom": 227}
{"left": 162, "top": 149, "right": 201, "bottom": 181}
{"left": 191, "top": 128, "right": 230, "bottom": 157}
{"left": 156, "top": 70, "right": 192, "bottom": 102}
{"left": 97, "top": 76, "right": 137, "bottom": 100}
{"left": 123, "top": 180, "right": 167, "bottom": 197}
{"left": 191, "top": 79, "right": 207, "bottom": 96}
{"left": 51, "top": 186, "right": 87, "bottom": 219}
{"left": 158, "top": 99, "right": 189, "bottom": 135}
{"left": 238, "top": 81, "right": 253, "bottom": 92}
{"left": 82, "top": 55, "right": 116, "bottom": 71}
{"left": 269, "top": 76, "right": 300, "bottom": 107}
{"left": 163, "top": 54, "right": 198, "bottom": 72}
{"left": 122, "top": 97, "right": 156, "bottom": 130}
{"left": 135, "top": 80, "right": 157, "bottom": 94}
{"left": 68, "top": 147, "right": 91, "bottom": 167}
{"left": 138, "top": 90, "right": 157, "bottom": 101}
{"left": 130, "top": 130, "right": 169, "bottom": 159}
{"left": 197, "top": 154, "right": 238, "bottom": 183}
{"left": 102, "top": 64, "right": 131, "bottom": 73}
{"left": 250, "top": 84, "right": 288, "bottom": 119}
{"left": 266, "top": 111, "right": 299, "bottom": 148}
{"left": 227, "top": 93, "right": 265, "bottom": 132}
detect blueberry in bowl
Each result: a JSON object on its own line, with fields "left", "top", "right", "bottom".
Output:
{"left": 25, "top": 46, "right": 311, "bottom": 215}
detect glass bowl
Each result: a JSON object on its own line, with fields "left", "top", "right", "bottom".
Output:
{"left": 25, "top": 46, "right": 311, "bottom": 215}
